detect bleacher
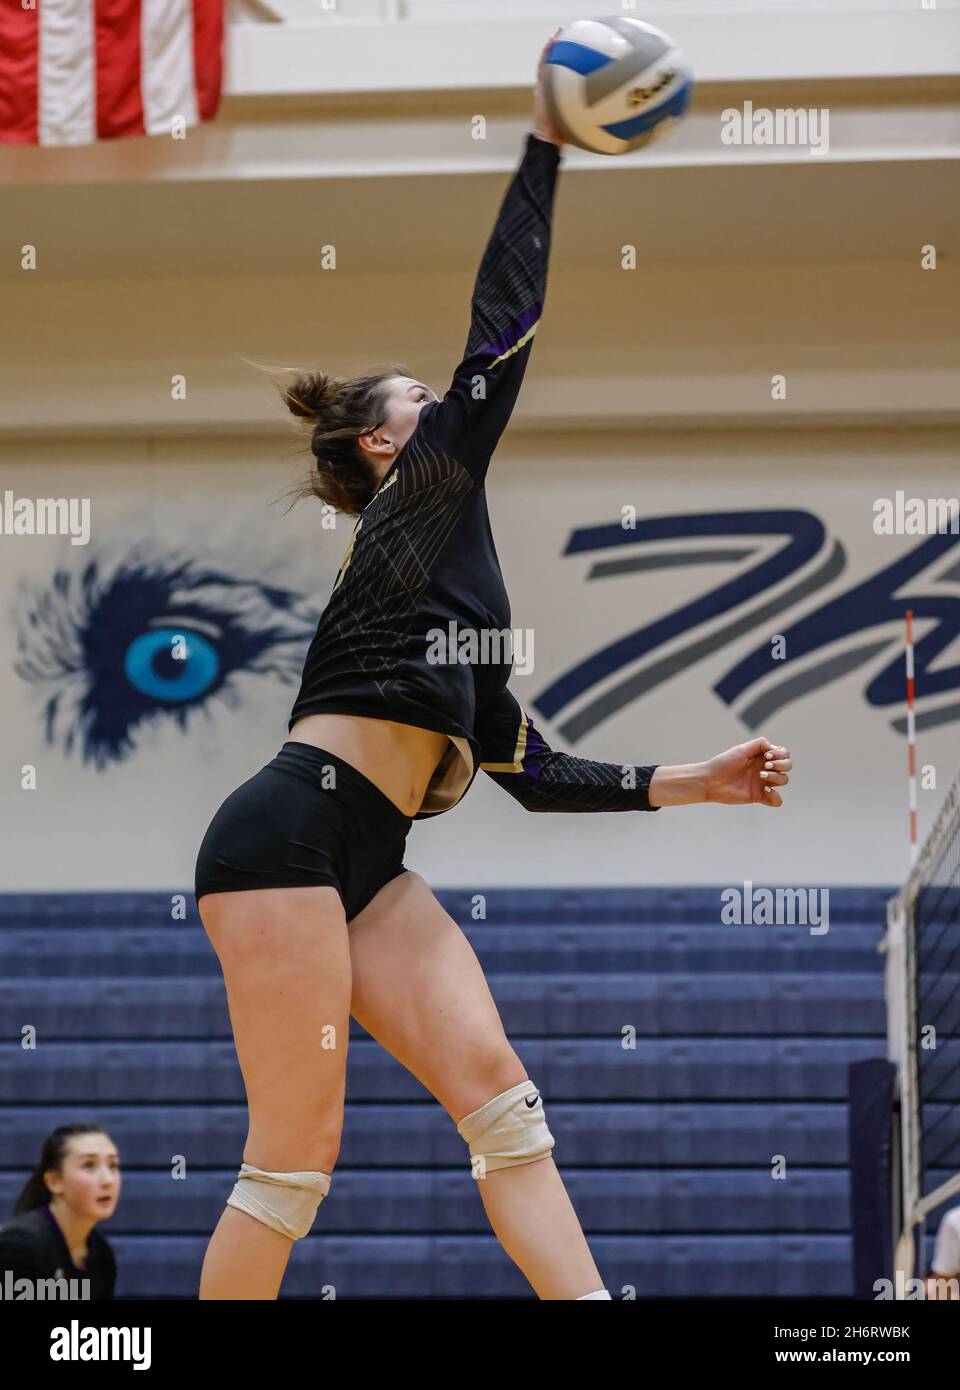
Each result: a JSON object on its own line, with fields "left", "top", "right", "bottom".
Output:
{"left": 0, "top": 887, "right": 901, "bottom": 1298}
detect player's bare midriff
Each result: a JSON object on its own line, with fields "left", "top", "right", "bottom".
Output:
{"left": 288, "top": 713, "right": 450, "bottom": 818}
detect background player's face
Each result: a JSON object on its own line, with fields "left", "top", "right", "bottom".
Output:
{"left": 361, "top": 375, "right": 438, "bottom": 482}
{"left": 46, "top": 1132, "right": 121, "bottom": 1222}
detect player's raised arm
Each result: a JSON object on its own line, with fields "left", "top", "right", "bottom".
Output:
{"left": 416, "top": 35, "right": 565, "bottom": 482}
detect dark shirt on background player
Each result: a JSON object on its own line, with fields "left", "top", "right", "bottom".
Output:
{"left": 0, "top": 1205, "right": 116, "bottom": 1300}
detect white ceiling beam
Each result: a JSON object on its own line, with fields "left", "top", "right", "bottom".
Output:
{"left": 227, "top": 9, "right": 960, "bottom": 95}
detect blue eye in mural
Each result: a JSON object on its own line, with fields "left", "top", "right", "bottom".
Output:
{"left": 13, "top": 547, "right": 320, "bottom": 768}
{"left": 123, "top": 626, "right": 221, "bottom": 702}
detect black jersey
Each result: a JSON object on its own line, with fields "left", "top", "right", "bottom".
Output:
{"left": 288, "top": 132, "right": 659, "bottom": 818}
{"left": 0, "top": 1206, "right": 116, "bottom": 1299}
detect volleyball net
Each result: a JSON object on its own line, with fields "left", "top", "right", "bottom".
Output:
{"left": 887, "top": 764, "right": 960, "bottom": 1289}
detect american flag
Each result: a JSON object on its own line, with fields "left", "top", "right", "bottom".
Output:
{"left": 0, "top": 0, "right": 224, "bottom": 146}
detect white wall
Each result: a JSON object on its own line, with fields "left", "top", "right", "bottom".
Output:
{"left": 2, "top": 423, "right": 957, "bottom": 891}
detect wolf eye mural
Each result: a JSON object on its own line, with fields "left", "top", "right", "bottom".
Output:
{"left": 12, "top": 509, "right": 960, "bottom": 770}
{"left": 12, "top": 540, "right": 320, "bottom": 768}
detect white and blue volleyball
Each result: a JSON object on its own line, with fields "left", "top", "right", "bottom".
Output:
{"left": 545, "top": 16, "right": 693, "bottom": 156}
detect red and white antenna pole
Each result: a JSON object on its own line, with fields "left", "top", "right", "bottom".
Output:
{"left": 905, "top": 609, "right": 918, "bottom": 868}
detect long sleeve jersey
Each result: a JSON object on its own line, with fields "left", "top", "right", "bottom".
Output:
{"left": 288, "top": 132, "right": 660, "bottom": 818}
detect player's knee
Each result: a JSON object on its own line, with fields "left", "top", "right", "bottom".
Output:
{"left": 461, "top": 1046, "right": 528, "bottom": 1109}
{"left": 226, "top": 1163, "right": 333, "bottom": 1240}
{"left": 456, "top": 1079, "right": 555, "bottom": 1180}
{"left": 247, "top": 1105, "right": 344, "bottom": 1175}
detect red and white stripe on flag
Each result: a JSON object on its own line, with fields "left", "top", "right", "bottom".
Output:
{"left": 0, "top": 0, "right": 224, "bottom": 145}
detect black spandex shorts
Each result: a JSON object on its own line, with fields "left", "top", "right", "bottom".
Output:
{"left": 194, "top": 742, "right": 413, "bottom": 921}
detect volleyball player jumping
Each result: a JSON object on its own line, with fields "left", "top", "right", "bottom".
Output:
{"left": 194, "top": 34, "right": 792, "bottom": 1301}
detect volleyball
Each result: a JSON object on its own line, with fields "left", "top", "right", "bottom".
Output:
{"left": 544, "top": 15, "right": 693, "bottom": 156}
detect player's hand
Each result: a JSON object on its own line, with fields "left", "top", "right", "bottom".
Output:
{"left": 531, "top": 28, "right": 565, "bottom": 148}
{"left": 704, "top": 738, "right": 792, "bottom": 808}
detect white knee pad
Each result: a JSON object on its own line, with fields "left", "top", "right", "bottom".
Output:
{"left": 457, "top": 1079, "right": 555, "bottom": 1179}
{"left": 226, "top": 1162, "right": 332, "bottom": 1240}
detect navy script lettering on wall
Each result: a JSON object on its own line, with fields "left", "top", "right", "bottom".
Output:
{"left": 11, "top": 511, "right": 960, "bottom": 769}
{"left": 534, "top": 511, "right": 960, "bottom": 741}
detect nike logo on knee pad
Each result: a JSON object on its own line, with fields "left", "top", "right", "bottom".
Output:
{"left": 457, "top": 1081, "right": 555, "bottom": 1177}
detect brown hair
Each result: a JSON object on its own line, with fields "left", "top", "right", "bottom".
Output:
{"left": 13, "top": 1124, "right": 113, "bottom": 1213}
{"left": 251, "top": 359, "right": 409, "bottom": 518}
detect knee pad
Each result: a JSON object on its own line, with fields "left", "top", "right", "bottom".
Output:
{"left": 456, "top": 1079, "right": 555, "bottom": 1179}
{"left": 225, "top": 1162, "right": 332, "bottom": 1240}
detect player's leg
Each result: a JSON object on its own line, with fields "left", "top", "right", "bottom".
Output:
{"left": 347, "top": 870, "right": 610, "bottom": 1300}
{"left": 197, "top": 884, "right": 351, "bottom": 1299}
